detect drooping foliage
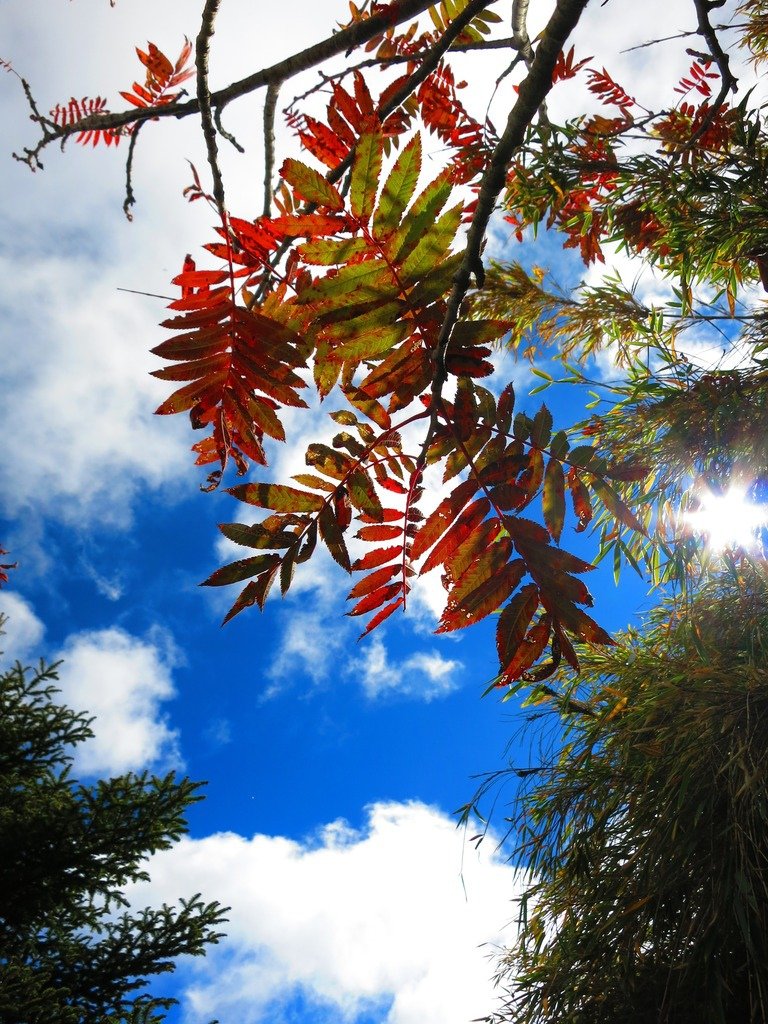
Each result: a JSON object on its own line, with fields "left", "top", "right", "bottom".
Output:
{"left": 475, "top": 564, "right": 768, "bottom": 1024}
{"left": 0, "top": 650, "right": 227, "bottom": 1024}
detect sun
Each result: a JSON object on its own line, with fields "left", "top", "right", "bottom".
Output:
{"left": 683, "top": 486, "right": 768, "bottom": 553}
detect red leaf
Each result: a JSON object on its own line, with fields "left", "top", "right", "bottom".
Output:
{"left": 348, "top": 581, "right": 402, "bottom": 616}
{"left": 420, "top": 497, "right": 489, "bottom": 575}
{"left": 496, "top": 584, "right": 539, "bottom": 668}
{"left": 357, "top": 596, "right": 405, "bottom": 638}
{"left": 438, "top": 560, "right": 526, "bottom": 633}
{"left": 356, "top": 524, "right": 403, "bottom": 541}
{"left": 352, "top": 544, "right": 403, "bottom": 571}
{"left": 498, "top": 614, "right": 552, "bottom": 683}
{"left": 347, "top": 563, "right": 401, "bottom": 599}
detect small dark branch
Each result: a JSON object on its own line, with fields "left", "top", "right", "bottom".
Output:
{"left": 686, "top": 0, "right": 738, "bottom": 148}
{"left": 262, "top": 81, "right": 280, "bottom": 217}
{"left": 537, "top": 684, "right": 598, "bottom": 718}
{"left": 327, "top": 0, "right": 499, "bottom": 188}
{"left": 196, "top": 0, "right": 226, "bottom": 218}
{"left": 430, "top": 0, "right": 590, "bottom": 403}
{"left": 213, "top": 105, "right": 244, "bottom": 153}
{"left": 12, "top": 77, "right": 60, "bottom": 170}
{"left": 122, "top": 122, "right": 143, "bottom": 221}
{"left": 213, "top": 0, "right": 437, "bottom": 111}
{"left": 13, "top": 0, "right": 437, "bottom": 169}
{"left": 286, "top": 32, "right": 524, "bottom": 113}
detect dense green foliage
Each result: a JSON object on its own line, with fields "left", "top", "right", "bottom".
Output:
{"left": 0, "top": 654, "right": 227, "bottom": 1024}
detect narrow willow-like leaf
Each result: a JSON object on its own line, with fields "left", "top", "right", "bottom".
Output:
{"left": 589, "top": 476, "right": 646, "bottom": 534}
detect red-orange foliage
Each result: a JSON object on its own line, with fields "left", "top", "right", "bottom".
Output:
{"left": 15, "top": 0, "right": 748, "bottom": 687}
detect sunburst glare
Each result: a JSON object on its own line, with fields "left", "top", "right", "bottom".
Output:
{"left": 683, "top": 486, "right": 768, "bottom": 552}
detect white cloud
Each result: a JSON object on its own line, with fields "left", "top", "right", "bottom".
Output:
{"left": 128, "top": 800, "right": 522, "bottom": 1024}
{"left": 0, "top": 591, "right": 45, "bottom": 663}
{"left": 267, "top": 606, "right": 349, "bottom": 692}
{"left": 54, "top": 626, "right": 182, "bottom": 776}
{"left": 350, "top": 634, "right": 462, "bottom": 702}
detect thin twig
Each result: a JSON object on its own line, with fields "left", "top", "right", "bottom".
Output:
{"left": 686, "top": 0, "right": 738, "bottom": 148}
{"left": 213, "top": 105, "right": 244, "bottom": 153}
{"left": 196, "top": 0, "right": 226, "bottom": 219}
{"left": 13, "top": 0, "right": 438, "bottom": 168}
{"left": 122, "top": 121, "right": 143, "bottom": 221}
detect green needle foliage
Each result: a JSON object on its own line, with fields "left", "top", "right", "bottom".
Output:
{"left": 0, "top": 651, "right": 227, "bottom": 1024}
{"left": 486, "top": 564, "right": 768, "bottom": 1024}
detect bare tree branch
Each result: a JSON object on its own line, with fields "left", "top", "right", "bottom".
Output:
{"left": 196, "top": 0, "right": 226, "bottom": 218}
{"left": 12, "top": 0, "right": 438, "bottom": 167}
{"left": 686, "top": 0, "right": 738, "bottom": 148}
{"left": 262, "top": 82, "right": 279, "bottom": 217}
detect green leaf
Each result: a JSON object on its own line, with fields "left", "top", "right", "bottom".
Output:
{"left": 333, "top": 321, "right": 409, "bottom": 363}
{"left": 373, "top": 133, "right": 422, "bottom": 239}
{"left": 350, "top": 132, "right": 383, "bottom": 224}
{"left": 227, "top": 483, "right": 325, "bottom": 512}
{"left": 589, "top": 476, "right": 647, "bottom": 535}
{"left": 297, "top": 237, "right": 368, "bottom": 266}
{"left": 281, "top": 158, "right": 344, "bottom": 210}
{"left": 296, "top": 259, "right": 393, "bottom": 307}
{"left": 385, "top": 169, "right": 453, "bottom": 266}
{"left": 400, "top": 202, "right": 463, "bottom": 278}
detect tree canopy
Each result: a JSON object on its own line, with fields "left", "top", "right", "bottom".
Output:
{"left": 0, "top": 650, "right": 227, "bottom": 1023}
{"left": 7, "top": 0, "right": 768, "bottom": 1020}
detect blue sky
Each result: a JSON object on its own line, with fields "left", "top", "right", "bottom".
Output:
{"left": 0, "top": 1, "right": 741, "bottom": 1021}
